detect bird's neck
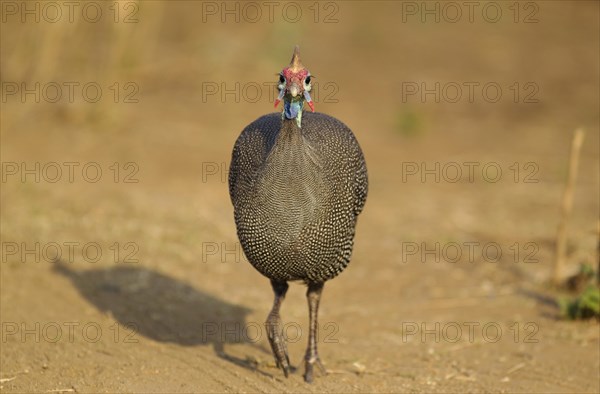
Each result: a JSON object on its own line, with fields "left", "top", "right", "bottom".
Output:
{"left": 283, "top": 98, "right": 304, "bottom": 128}
{"left": 280, "top": 113, "right": 303, "bottom": 141}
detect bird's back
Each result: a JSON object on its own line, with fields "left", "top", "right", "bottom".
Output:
{"left": 229, "top": 112, "right": 368, "bottom": 283}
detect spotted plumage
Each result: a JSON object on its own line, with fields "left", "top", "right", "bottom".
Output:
{"left": 228, "top": 46, "right": 368, "bottom": 383}
{"left": 230, "top": 112, "right": 367, "bottom": 282}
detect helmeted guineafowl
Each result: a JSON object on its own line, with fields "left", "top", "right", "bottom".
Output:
{"left": 228, "top": 46, "right": 368, "bottom": 383}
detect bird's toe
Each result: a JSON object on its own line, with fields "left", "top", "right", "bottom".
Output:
{"left": 303, "top": 355, "right": 327, "bottom": 383}
{"left": 265, "top": 318, "right": 291, "bottom": 377}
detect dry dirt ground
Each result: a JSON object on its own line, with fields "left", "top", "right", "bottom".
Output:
{"left": 1, "top": 1, "right": 599, "bottom": 393}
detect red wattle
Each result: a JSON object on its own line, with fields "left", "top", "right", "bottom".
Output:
{"left": 274, "top": 99, "right": 280, "bottom": 108}
{"left": 307, "top": 101, "right": 315, "bottom": 112}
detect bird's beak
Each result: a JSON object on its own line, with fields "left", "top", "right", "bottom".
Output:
{"left": 274, "top": 81, "right": 314, "bottom": 112}
{"left": 289, "top": 84, "right": 299, "bottom": 98}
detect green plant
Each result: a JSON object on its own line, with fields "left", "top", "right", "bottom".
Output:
{"left": 396, "top": 109, "right": 423, "bottom": 137}
{"left": 560, "top": 285, "right": 600, "bottom": 320}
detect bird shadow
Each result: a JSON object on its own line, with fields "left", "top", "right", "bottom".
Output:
{"left": 516, "top": 287, "right": 562, "bottom": 319}
{"left": 52, "top": 263, "right": 273, "bottom": 375}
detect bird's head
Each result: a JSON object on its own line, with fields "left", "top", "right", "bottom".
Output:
{"left": 274, "top": 46, "right": 314, "bottom": 127}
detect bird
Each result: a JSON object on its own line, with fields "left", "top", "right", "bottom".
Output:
{"left": 228, "top": 46, "right": 368, "bottom": 383}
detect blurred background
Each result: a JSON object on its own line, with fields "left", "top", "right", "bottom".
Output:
{"left": 1, "top": 1, "right": 599, "bottom": 392}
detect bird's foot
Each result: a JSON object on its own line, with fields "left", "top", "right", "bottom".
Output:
{"left": 265, "top": 315, "right": 290, "bottom": 377}
{"left": 303, "top": 354, "right": 327, "bottom": 383}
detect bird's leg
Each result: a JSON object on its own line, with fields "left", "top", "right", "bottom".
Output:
{"left": 304, "top": 282, "right": 327, "bottom": 383}
{"left": 265, "top": 280, "right": 290, "bottom": 377}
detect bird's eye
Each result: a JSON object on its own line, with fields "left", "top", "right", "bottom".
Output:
{"left": 305, "top": 76, "right": 311, "bottom": 84}
{"left": 279, "top": 75, "right": 285, "bottom": 84}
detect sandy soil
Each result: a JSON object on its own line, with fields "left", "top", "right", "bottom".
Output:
{"left": 1, "top": 1, "right": 599, "bottom": 393}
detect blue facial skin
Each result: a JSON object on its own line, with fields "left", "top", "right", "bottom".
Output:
{"left": 284, "top": 99, "right": 302, "bottom": 120}
{"left": 281, "top": 90, "right": 311, "bottom": 127}
{"left": 283, "top": 98, "right": 305, "bottom": 127}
